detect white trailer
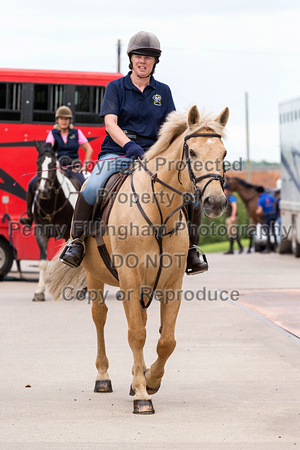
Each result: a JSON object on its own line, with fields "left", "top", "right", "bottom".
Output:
{"left": 279, "top": 97, "right": 300, "bottom": 257}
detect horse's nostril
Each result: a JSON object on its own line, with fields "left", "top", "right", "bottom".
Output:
{"left": 203, "top": 197, "right": 214, "bottom": 208}
{"left": 39, "top": 188, "right": 50, "bottom": 198}
{"left": 203, "top": 196, "right": 227, "bottom": 211}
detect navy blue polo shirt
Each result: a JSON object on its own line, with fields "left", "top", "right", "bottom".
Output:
{"left": 99, "top": 72, "right": 175, "bottom": 158}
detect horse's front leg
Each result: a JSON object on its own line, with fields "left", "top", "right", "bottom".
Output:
{"left": 88, "top": 273, "right": 112, "bottom": 393}
{"left": 33, "top": 233, "right": 48, "bottom": 301}
{"left": 122, "top": 291, "right": 154, "bottom": 414}
{"left": 145, "top": 288, "right": 181, "bottom": 395}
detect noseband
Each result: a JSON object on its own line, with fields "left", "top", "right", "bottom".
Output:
{"left": 35, "top": 153, "right": 68, "bottom": 222}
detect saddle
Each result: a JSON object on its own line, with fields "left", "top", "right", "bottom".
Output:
{"left": 91, "top": 172, "right": 129, "bottom": 280}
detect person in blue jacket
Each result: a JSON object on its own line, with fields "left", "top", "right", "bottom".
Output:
{"left": 256, "top": 186, "right": 277, "bottom": 253}
{"left": 60, "top": 31, "right": 208, "bottom": 275}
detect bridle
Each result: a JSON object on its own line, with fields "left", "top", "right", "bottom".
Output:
{"left": 36, "top": 152, "right": 58, "bottom": 195}
{"left": 34, "top": 152, "right": 70, "bottom": 222}
{"left": 130, "top": 129, "right": 226, "bottom": 309}
{"left": 182, "top": 130, "right": 225, "bottom": 198}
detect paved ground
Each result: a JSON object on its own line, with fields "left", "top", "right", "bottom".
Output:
{"left": 0, "top": 251, "right": 299, "bottom": 449}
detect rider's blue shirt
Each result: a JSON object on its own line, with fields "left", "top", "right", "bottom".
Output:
{"left": 98, "top": 72, "right": 176, "bottom": 158}
{"left": 258, "top": 192, "right": 275, "bottom": 214}
{"left": 225, "top": 194, "right": 237, "bottom": 218}
{"left": 229, "top": 194, "right": 237, "bottom": 204}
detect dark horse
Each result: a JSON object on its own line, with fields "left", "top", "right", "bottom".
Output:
{"left": 32, "top": 141, "right": 81, "bottom": 300}
{"left": 225, "top": 177, "right": 263, "bottom": 252}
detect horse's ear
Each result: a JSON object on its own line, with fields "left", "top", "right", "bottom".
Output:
{"left": 53, "top": 140, "right": 59, "bottom": 152}
{"left": 188, "top": 105, "right": 200, "bottom": 126}
{"left": 34, "top": 140, "right": 41, "bottom": 152}
{"left": 215, "top": 107, "right": 229, "bottom": 127}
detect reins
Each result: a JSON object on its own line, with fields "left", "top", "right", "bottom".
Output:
{"left": 13, "top": 155, "right": 127, "bottom": 186}
{"left": 133, "top": 130, "right": 225, "bottom": 309}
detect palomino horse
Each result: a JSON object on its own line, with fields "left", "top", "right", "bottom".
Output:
{"left": 32, "top": 142, "right": 80, "bottom": 301}
{"left": 225, "top": 177, "right": 263, "bottom": 252}
{"left": 45, "top": 105, "right": 229, "bottom": 414}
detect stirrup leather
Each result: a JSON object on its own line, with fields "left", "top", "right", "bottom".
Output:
{"left": 59, "top": 238, "right": 86, "bottom": 268}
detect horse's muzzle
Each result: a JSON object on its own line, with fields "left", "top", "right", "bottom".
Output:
{"left": 38, "top": 188, "right": 51, "bottom": 200}
{"left": 202, "top": 194, "right": 227, "bottom": 218}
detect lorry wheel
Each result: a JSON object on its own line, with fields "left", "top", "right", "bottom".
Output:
{"left": 292, "top": 224, "right": 300, "bottom": 257}
{"left": 278, "top": 237, "right": 292, "bottom": 254}
{"left": 0, "top": 239, "right": 14, "bottom": 280}
{"left": 254, "top": 242, "right": 265, "bottom": 252}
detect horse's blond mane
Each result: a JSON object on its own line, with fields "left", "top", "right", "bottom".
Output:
{"left": 145, "top": 109, "right": 227, "bottom": 161}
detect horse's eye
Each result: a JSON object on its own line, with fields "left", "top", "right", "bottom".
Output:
{"left": 189, "top": 149, "right": 197, "bottom": 157}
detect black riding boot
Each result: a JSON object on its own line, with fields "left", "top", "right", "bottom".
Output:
{"left": 186, "top": 203, "right": 208, "bottom": 275}
{"left": 224, "top": 238, "right": 234, "bottom": 254}
{"left": 19, "top": 192, "right": 34, "bottom": 226}
{"left": 60, "top": 193, "right": 94, "bottom": 268}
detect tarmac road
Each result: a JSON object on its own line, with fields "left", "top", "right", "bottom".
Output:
{"left": 0, "top": 251, "right": 299, "bottom": 449}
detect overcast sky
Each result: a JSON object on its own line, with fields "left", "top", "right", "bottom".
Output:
{"left": 2, "top": 0, "right": 300, "bottom": 163}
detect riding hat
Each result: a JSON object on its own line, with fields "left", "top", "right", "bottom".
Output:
{"left": 55, "top": 106, "right": 73, "bottom": 119}
{"left": 127, "top": 31, "right": 161, "bottom": 58}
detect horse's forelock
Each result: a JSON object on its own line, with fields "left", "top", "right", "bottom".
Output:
{"left": 38, "top": 143, "right": 56, "bottom": 160}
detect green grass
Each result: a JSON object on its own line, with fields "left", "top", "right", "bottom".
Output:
{"left": 199, "top": 238, "right": 249, "bottom": 253}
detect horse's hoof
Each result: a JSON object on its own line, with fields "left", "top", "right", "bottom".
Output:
{"left": 94, "top": 380, "right": 113, "bottom": 393}
{"left": 133, "top": 399, "right": 155, "bottom": 414}
{"left": 32, "top": 293, "right": 45, "bottom": 302}
{"left": 129, "top": 383, "right": 161, "bottom": 396}
{"left": 146, "top": 384, "right": 161, "bottom": 395}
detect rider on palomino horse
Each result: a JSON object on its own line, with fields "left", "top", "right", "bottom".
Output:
{"left": 60, "top": 31, "right": 208, "bottom": 275}
{"left": 19, "top": 106, "right": 93, "bottom": 227}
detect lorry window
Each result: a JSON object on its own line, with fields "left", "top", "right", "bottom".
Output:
{"left": 33, "top": 84, "right": 64, "bottom": 123}
{"left": 74, "top": 85, "right": 105, "bottom": 125}
{"left": 0, "top": 82, "right": 22, "bottom": 121}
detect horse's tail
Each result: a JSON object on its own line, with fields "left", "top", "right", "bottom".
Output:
{"left": 44, "top": 246, "right": 86, "bottom": 301}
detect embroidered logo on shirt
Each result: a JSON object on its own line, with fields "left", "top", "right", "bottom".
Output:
{"left": 152, "top": 94, "right": 162, "bottom": 106}
{"left": 69, "top": 134, "right": 76, "bottom": 139}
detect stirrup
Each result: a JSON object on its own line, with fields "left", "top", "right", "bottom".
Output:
{"left": 59, "top": 239, "right": 85, "bottom": 268}
{"left": 186, "top": 245, "right": 208, "bottom": 276}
